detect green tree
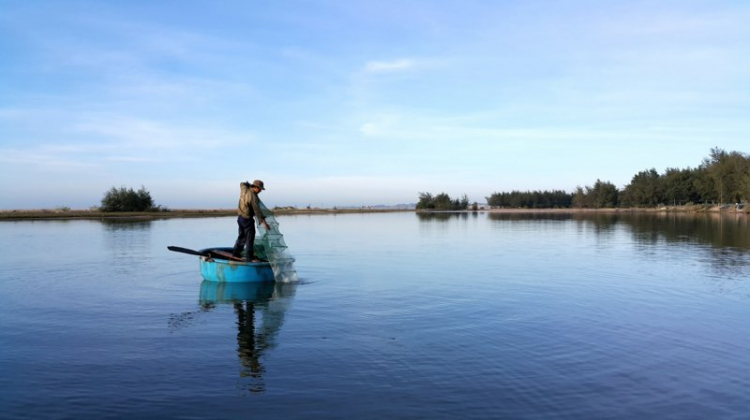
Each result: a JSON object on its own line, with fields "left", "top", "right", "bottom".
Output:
{"left": 621, "top": 169, "right": 663, "bottom": 207}
{"left": 416, "top": 192, "right": 436, "bottom": 209}
{"left": 691, "top": 166, "right": 716, "bottom": 204}
{"left": 460, "top": 194, "right": 470, "bottom": 210}
{"left": 662, "top": 167, "right": 700, "bottom": 205}
{"left": 100, "top": 186, "right": 158, "bottom": 212}
{"left": 433, "top": 193, "right": 453, "bottom": 210}
{"left": 572, "top": 186, "right": 592, "bottom": 208}
{"left": 591, "top": 179, "right": 619, "bottom": 208}
{"left": 701, "top": 147, "right": 750, "bottom": 203}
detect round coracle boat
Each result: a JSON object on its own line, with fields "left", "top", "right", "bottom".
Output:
{"left": 198, "top": 247, "right": 275, "bottom": 283}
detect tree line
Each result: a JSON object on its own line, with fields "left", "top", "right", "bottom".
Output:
{"left": 580, "top": 148, "right": 750, "bottom": 208}
{"left": 416, "top": 192, "right": 471, "bottom": 210}
{"left": 487, "top": 190, "right": 573, "bottom": 208}
{"left": 420, "top": 148, "right": 750, "bottom": 210}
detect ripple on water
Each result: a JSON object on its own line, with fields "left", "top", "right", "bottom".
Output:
{"left": 1, "top": 214, "right": 750, "bottom": 420}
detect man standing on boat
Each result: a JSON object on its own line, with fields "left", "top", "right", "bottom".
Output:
{"left": 232, "top": 180, "right": 271, "bottom": 262}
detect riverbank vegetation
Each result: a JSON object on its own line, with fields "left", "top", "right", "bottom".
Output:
{"left": 483, "top": 148, "right": 749, "bottom": 209}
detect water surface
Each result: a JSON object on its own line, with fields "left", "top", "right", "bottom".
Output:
{"left": 1, "top": 212, "right": 749, "bottom": 419}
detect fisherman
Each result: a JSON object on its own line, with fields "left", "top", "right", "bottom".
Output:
{"left": 232, "top": 180, "right": 271, "bottom": 262}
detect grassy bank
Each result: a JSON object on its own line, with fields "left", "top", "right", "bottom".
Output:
{"left": 0, "top": 208, "right": 415, "bottom": 221}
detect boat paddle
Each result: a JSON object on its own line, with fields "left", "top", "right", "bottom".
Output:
{"left": 167, "top": 246, "right": 245, "bottom": 262}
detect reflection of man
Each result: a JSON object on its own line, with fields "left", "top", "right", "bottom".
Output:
{"left": 233, "top": 180, "right": 271, "bottom": 262}
{"left": 186, "top": 282, "right": 297, "bottom": 394}
{"left": 235, "top": 302, "right": 265, "bottom": 392}
{"left": 232, "top": 288, "right": 294, "bottom": 393}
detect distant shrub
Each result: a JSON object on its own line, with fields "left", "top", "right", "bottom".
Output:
{"left": 417, "top": 192, "right": 470, "bottom": 210}
{"left": 100, "top": 186, "right": 159, "bottom": 212}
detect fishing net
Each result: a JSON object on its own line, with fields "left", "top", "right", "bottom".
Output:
{"left": 253, "top": 199, "right": 299, "bottom": 283}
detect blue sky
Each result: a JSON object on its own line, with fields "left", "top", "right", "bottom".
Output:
{"left": 1, "top": 1, "right": 748, "bottom": 209}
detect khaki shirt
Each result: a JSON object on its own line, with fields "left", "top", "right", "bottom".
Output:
{"left": 237, "top": 182, "right": 266, "bottom": 221}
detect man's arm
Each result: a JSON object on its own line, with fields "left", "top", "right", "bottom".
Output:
{"left": 250, "top": 192, "right": 271, "bottom": 230}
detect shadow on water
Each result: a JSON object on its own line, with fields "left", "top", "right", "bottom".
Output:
{"left": 170, "top": 281, "right": 297, "bottom": 394}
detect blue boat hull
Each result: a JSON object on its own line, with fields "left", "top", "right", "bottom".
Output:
{"left": 199, "top": 247, "right": 275, "bottom": 283}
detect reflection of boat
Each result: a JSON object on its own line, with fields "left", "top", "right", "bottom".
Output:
{"left": 199, "top": 247, "right": 275, "bottom": 283}
{"left": 199, "top": 280, "right": 276, "bottom": 304}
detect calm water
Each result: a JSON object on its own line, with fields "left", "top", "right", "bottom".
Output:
{"left": 1, "top": 212, "right": 749, "bottom": 420}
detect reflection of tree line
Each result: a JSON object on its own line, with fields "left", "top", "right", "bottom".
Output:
{"left": 100, "top": 219, "right": 153, "bottom": 231}
{"left": 483, "top": 212, "right": 750, "bottom": 250}
{"left": 416, "top": 212, "right": 478, "bottom": 222}
{"left": 485, "top": 213, "right": 574, "bottom": 222}
{"left": 619, "top": 212, "right": 750, "bottom": 250}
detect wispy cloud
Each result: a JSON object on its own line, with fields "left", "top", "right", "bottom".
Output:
{"left": 0, "top": 110, "right": 256, "bottom": 170}
{"left": 358, "top": 114, "right": 402, "bottom": 137}
{"left": 364, "top": 58, "right": 416, "bottom": 73}
{"left": 103, "top": 156, "right": 163, "bottom": 163}
{"left": 72, "top": 116, "right": 252, "bottom": 149}
{"left": 0, "top": 148, "right": 101, "bottom": 169}
{"left": 599, "top": 9, "right": 749, "bottom": 37}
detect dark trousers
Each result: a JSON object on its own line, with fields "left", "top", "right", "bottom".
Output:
{"left": 233, "top": 216, "right": 256, "bottom": 260}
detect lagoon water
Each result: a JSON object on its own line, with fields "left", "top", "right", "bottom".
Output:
{"left": 1, "top": 212, "right": 749, "bottom": 420}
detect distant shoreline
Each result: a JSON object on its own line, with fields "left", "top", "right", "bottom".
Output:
{"left": 483, "top": 206, "right": 748, "bottom": 214}
{"left": 0, "top": 205, "right": 746, "bottom": 221}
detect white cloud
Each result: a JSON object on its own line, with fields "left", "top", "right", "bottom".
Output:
{"left": 359, "top": 122, "right": 379, "bottom": 136}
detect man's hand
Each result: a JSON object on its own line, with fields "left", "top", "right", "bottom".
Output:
{"left": 262, "top": 220, "right": 271, "bottom": 231}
